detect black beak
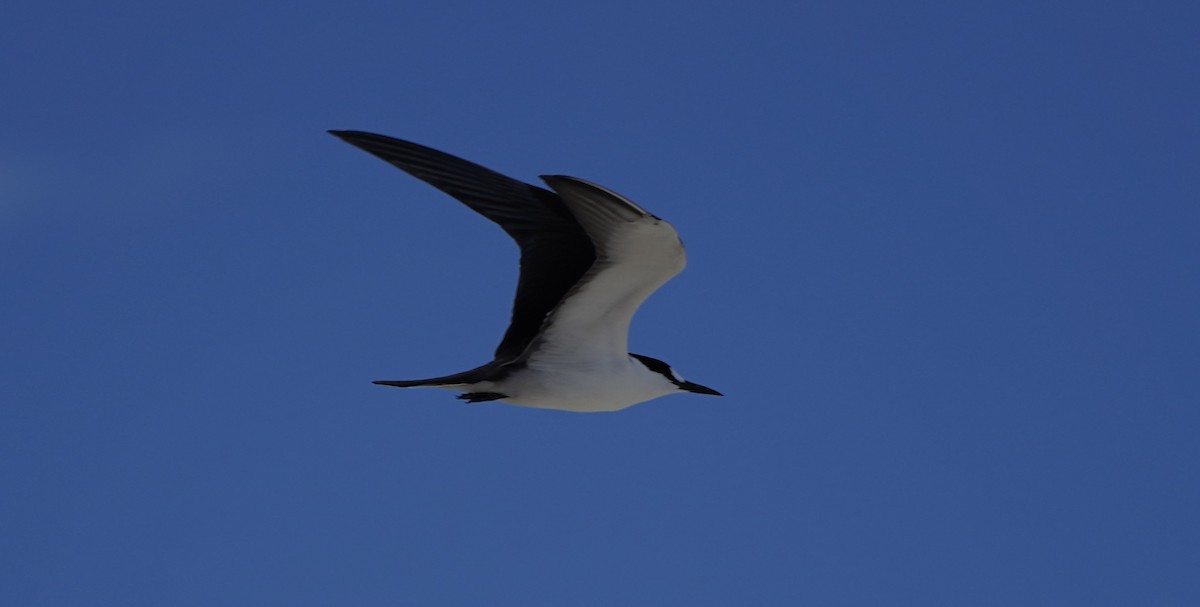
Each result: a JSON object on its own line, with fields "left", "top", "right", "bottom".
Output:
{"left": 680, "top": 381, "right": 722, "bottom": 396}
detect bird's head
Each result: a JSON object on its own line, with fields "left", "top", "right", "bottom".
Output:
{"left": 630, "top": 353, "right": 722, "bottom": 397}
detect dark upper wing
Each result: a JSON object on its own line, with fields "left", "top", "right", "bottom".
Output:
{"left": 329, "top": 130, "right": 595, "bottom": 361}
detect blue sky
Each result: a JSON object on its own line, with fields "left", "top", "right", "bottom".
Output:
{"left": 3, "top": 1, "right": 1198, "bottom": 604}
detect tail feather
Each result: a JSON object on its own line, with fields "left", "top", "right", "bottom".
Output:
{"left": 372, "top": 361, "right": 502, "bottom": 388}
{"left": 373, "top": 379, "right": 452, "bottom": 388}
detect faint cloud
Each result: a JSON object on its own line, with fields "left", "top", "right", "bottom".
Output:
{"left": 2, "top": 124, "right": 257, "bottom": 233}
{"left": 0, "top": 155, "right": 50, "bottom": 224}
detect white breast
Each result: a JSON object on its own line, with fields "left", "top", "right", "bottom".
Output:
{"left": 486, "top": 357, "right": 680, "bottom": 412}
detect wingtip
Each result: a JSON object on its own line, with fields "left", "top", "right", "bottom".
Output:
{"left": 538, "top": 174, "right": 584, "bottom": 191}
{"left": 540, "top": 175, "right": 655, "bottom": 220}
{"left": 329, "top": 129, "right": 381, "bottom": 139}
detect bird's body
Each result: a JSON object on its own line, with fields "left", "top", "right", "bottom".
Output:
{"left": 331, "top": 130, "right": 720, "bottom": 412}
{"left": 447, "top": 358, "right": 682, "bottom": 413}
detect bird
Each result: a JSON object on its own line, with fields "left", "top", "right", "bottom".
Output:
{"left": 330, "top": 130, "right": 721, "bottom": 412}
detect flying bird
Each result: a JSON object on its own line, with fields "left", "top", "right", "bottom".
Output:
{"left": 331, "top": 130, "right": 721, "bottom": 412}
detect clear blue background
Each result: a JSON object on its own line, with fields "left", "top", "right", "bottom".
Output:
{"left": 3, "top": 1, "right": 1197, "bottom": 605}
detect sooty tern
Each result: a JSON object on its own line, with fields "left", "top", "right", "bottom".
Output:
{"left": 331, "top": 130, "right": 721, "bottom": 412}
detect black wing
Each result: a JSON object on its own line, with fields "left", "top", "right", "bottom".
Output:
{"left": 330, "top": 130, "right": 595, "bottom": 362}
